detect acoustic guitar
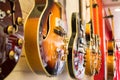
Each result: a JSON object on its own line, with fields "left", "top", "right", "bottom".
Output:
{"left": 66, "top": 0, "right": 86, "bottom": 79}
{"left": 0, "top": 0, "right": 23, "bottom": 79}
{"left": 24, "top": 0, "right": 68, "bottom": 76}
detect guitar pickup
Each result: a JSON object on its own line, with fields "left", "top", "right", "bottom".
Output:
{"left": 54, "top": 27, "right": 66, "bottom": 37}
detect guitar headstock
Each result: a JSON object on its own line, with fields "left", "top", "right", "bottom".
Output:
{"left": 0, "top": 0, "right": 23, "bottom": 79}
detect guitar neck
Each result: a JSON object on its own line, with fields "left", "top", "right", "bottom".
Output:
{"left": 108, "top": 8, "right": 115, "bottom": 39}
{"left": 93, "top": 0, "right": 99, "bottom": 35}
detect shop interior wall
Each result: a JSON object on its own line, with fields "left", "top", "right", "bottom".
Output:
{"left": 5, "top": 0, "right": 94, "bottom": 80}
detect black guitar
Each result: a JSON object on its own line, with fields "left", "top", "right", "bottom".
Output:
{"left": 67, "top": 12, "right": 86, "bottom": 79}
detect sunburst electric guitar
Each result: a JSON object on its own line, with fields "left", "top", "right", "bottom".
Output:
{"left": 25, "top": 0, "right": 68, "bottom": 76}
{"left": 0, "top": 0, "right": 23, "bottom": 79}
{"left": 67, "top": 0, "right": 86, "bottom": 79}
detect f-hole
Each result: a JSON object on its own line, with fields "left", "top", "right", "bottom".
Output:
{"left": 43, "top": 12, "right": 52, "bottom": 39}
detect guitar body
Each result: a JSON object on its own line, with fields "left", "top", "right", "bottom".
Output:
{"left": 0, "top": 0, "right": 23, "bottom": 79}
{"left": 39, "top": 0, "right": 68, "bottom": 75}
{"left": 67, "top": 13, "right": 85, "bottom": 79}
{"left": 107, "top": 40, "right": 115, "bottom": 79}
{"left": 85, "top": 22, "right": 95, "bottom": 75}
{"left": 24, "top": 0, "right": 48, "bottom": 75}
{"left": 84, "top": 0, "right": 101, "bottom": 76}
{"left": 104, "top": 8, "right": 115, "bottom": 79}
{"left": 25, "top": 0, "right": 68, "bottom": 76}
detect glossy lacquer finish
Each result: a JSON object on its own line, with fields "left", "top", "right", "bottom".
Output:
{"left": 0, "top": 0, "right": 23, "bottom": 79}
{"left": 39, "top": 0, "right": 68, "bottom": 75}
{"left": 67, "top": 12, "right": 86, "bottom": 79}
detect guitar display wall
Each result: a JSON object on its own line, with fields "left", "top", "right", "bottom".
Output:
{"left": 0, "top": 0, "right": 119, "bottom": 80}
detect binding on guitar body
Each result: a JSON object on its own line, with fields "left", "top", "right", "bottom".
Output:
{"left": 25, "top": 0, "right": 68, "bottom": 76}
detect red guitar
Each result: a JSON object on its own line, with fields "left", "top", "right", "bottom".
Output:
{"left": 0, "top": 0, "right": 23, "bottom": 79}
{"left": 92, "top": 0, "right": 101, "bottom": 74}
{"left": 24, "top": 0, "right": 68, "bottom": 76}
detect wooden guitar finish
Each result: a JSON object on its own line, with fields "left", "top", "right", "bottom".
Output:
{"left": 107, "top": 40, "right": 115, "bottom": 79}
{"left": 84, "top": 0, "right": 96, "bottom": 75}
{"left": 92, "top": 0, "right": 101, "bottom": 74}
{"left": 24, "top": 0, "right": 47, "bottom": 75}
{"left": 84, "top": 0, "right": 100, "bottom": 75}
{"left": 67, "top": 12, "right": 86, "bottom": 79}
{"left": 25, "top": 0, "right": 68, "bottom": 76}
{"left": 39, "top": 0, "right": 68, "bottom": 75}
{"left": 0, "top": 0, "right": 23, "bottom": 79}
{"left": 106, "top": 8, "right": 115, "bottom": 79}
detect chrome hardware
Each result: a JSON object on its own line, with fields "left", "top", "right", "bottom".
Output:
{"left": 9, "top": 50, "right": 18, "bottom": 62}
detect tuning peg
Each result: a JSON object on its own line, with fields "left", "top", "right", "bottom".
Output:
{"left": 17, "top": 38, "right": 23, "bottom": 46}
{"left": 9, "top": 50, "right": 15, "bottom": 60}
{"left": 9, "top": 50, "right": 18, "bottom": 61}
{"left": 16, "top": 17, "right": 23, "bottom": 25}
{"left": 4, "top": 25, "right": 15, "bottom": 35}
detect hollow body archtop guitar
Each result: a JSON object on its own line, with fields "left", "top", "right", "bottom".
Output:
{"left": 24, "top": 0, "right": 68, "bottom": 76}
